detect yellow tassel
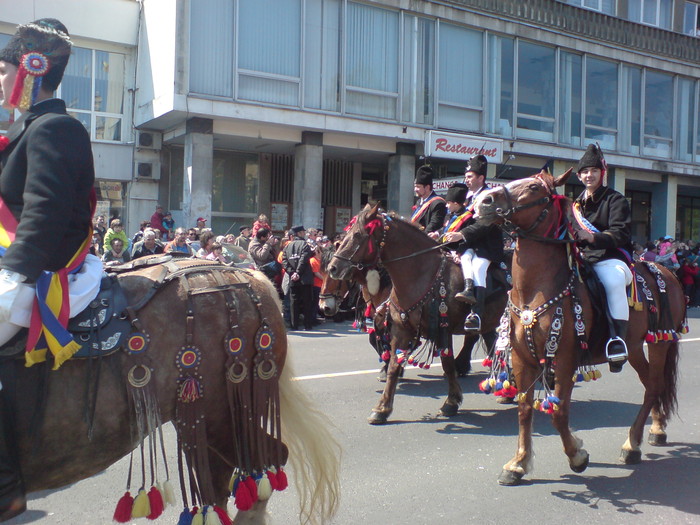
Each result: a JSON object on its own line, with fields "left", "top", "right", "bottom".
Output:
{"left": 131, "top": 488, "right": 151, "bottom": 518}
{"left": 228, "top": 474, "right": 236, "bottom": 493}
{"left": 204, "top": 506, "right": 223, "bottom": 525}
{"left": 257, "top": 475, "right": 273, "bottom": 501}
{"left": 192, "top": 507, "right": 205, "bottom": 525}
{"left": 19, "top": 75, "right": 34, "bottom": 111}
{"left": 163, "top": 480, "right": 176, "bottom": 506}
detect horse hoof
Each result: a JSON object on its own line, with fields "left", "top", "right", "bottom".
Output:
{"left": 438, "top": 403, "right": 458, "bottom": 417}
{"left": 648, "top": 433, "right": 667, "bottom": 446}
{"left": 570, "top": 453, "right": 589, "bottom": 473}
{"left": 497, "top": 469, "right": 524, "bottom": 486}
{"left": 497, "top": 396, "right": 515, "bottom": 405}
{"left": 368, "top": 411, "right": 389, "bottom": 425}
{"left": 620, "top": 449, "right": 642, "bottom": 464}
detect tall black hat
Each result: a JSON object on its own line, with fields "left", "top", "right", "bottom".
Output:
{"left": 576, "top": 144, "right": 606, "bottom": 173}
{"left": 445, "top": 183, "right": 468, "bottom": 204}
{"left": 466, "top": 155, "right": 488, "bottom": 177}
{"left": 414, "top": 165, "right": 433, "bottom": 186}
{"left": 291, "top": 225, "right": 306, "bottom": 234}
{"left": 0, "top": 19, "right": 72, "bottom": 109}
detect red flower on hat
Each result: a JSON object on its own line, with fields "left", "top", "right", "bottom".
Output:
{"left": 0, "top": 135, "right": 9, "bottom": 152}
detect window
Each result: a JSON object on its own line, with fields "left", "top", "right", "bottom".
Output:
{"left": 238, "top": 0, "right": 301, "bottom": 106}
{"left": 345, "top": 3, "right": 399, "bottom": 119}
{"left": 516, "top": 41, "right": 555, "bottom": 141}
{"left": 0, "top": 33, "right": 11, "bottom": 132}
{"left": 211, "top": 151, "right": 259, "bottom": 234}
{"left": 401, "top": 15, "right": 435, "bottom": 125}
{"left": 620, "top": 65, "right": 642, "bottom": 154}
{"left": 643, "top": 70, "right": 673, "bottom": 158}
{"left": 585, "top": 57, "right": 618, "bottom": 150}
{"left": 190, "top": 0, "right": 234, "bottom": 97}
{"left": 676, "top": 77, "right": 695, "bottom": 162}
{"left": 304, "top": 0, "right": 341, "bottom": 111}
{"left": 628, "top": 0, "right": 673, "bottom": 29}
{"left": 565, "top": 0, "right": 616, "bottom": 15}
{"left": 559, "top": 52, "right": 582, "bottom": 146}
{"left": 59, "top": 46, "right": 126, "bottom": 142}
{"left": 438, "top": 23, "right": 483, "bottom": 132}
{"left": 684, "top": 1, "right": 700, "bottom": 36}
{"left": 487, "top": 34, "right": 514, "bottom": 137}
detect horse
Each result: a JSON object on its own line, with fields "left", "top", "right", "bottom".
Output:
{"left": 475, "top": 168, "right": 686, "bottom": 486}
{"left": 328, "top": 205, "right": 508, "bottom": 424}
{"left": 0, "top": 258, "right": 340, "bottom": 523}
{"left": 318, "top": 245, "right": 362, "bottom": 322}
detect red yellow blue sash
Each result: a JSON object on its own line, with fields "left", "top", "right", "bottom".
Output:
{"left": 411, "top": 194, "right": 445, "bottom": 224}
{"left": 0, "top": 190, "right": 96, "bottom": 369}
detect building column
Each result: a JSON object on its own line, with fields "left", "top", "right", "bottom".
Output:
{"left": 293, "top": 132, "right": 323, "bottom": 229}
{"left": 387, "top": 143, "right": 415, "bottom": 218}
{"left": 351, "top": 162, "right": 362, "bottom": 214}
{"left": 608, "top": 167, "right": 626, "bottom": 194}
{"left": 651, "top": 174, "right": 677, "bottom": 240}
{"left": 183, "top": 118, "right": 213, "bottom": 229}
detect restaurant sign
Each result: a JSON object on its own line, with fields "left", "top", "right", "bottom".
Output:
{"left": 425, "top": 131, "right": 503, "bottom": 164}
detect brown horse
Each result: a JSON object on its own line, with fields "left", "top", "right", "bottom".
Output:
{"left": 475, "top": 169, "right": 686, "bottom": 485}
{"left": 328, "top": 205, "right": 508, "bottom": 424}
{"left": 1, "top": 258, "right": 339, "bottom": 523}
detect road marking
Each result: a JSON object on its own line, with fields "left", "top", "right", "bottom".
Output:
{"left": 293, "top": 336, "right": 700, "bottom": 381}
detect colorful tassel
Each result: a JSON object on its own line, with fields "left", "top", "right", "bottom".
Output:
{"left": 178, "top": 507, "right": 194, "bottom": 525}
{"left": 266, "top": 468, "right": 278, "bottom": 490}
{"left": 192, "top": 506, "right": 204, "bottom": 525}
{"left": 204, "top": 505, "right": 223, "bottom": 525}
{"left": 276, "top": 467, "right": 288, "bottom": 491}
{"left": 244, "top": 475, "right": 258, "bottom": 502}
{"left": 213, "top": 505, "right": 233, "bottom": 525}
{"left": 163, "top": 479, "right": 177, "bottom": 506}
{"left": 147, "top": 485, "right": 164, "bottom": 519}
{"left": 131, "top": 487, "right": 151, "bottom": 518}
{"left": 112, "top": 491, "right": 133, "bottom": 523}
{"left": 234, "top": 479, "right": 253, "bottom": 511}
{"left": 257, "top": 473, "right": 273, "bottom": 501}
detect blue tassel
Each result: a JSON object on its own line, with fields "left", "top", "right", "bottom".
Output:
{"left": 178, "top": 507, "right": 194, "bottom": 525}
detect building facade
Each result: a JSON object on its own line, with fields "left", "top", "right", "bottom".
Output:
{"left": 2, "top": 0, "right": 700, "bottom": 241}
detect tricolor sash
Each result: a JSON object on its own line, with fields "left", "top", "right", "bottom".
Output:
{"left": 572, "top": 201, "right": 632, "bottom": 264}
{"left": 442, "top": 208, "right": 474, "bottom": 236}
{"left": 0, "top": 190, "right": 96, "bottom": 369}
{"left": 411, "top": 194, "right": 445, "bottom": 224}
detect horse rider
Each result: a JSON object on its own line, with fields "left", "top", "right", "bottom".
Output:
{"left": 442, "top": 155, "right": 503, "bottom": 331}
{"left": 0, "top": 19, "right": 103, "bottom": 520}
{"left": 411, "top": 165, "right": 447, "bottom": 235}
{"left": 573, "top": 143, "right": 633, "bottom": 373}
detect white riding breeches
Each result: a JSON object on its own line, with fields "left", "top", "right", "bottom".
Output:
{"left": 460, "top": 249, "right": 490, "bottom": 287}
{"left": 0, "top": 254, "right": 103, "bottom": 347}
{"left": 592, "top": 258, "right": 633, "bottom": 321}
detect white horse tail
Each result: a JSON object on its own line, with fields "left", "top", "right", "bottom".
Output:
{"left": 279, "top": 362, "right": 341, "bottom": 524}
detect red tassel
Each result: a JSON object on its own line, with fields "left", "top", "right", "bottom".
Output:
{"left": 214, "top": 505, "right": 233, "bottom": 525}
{"left": 113, "top": 491, "right": 134, "bottom": 523}
{"left": 9, "top": 66, "right": 28, "bottom": 108}
{"left": 276, "top": 467, "right": 288, "bottom": 491}
{"left": 266, "top": 469, "right": 278, "bottom": 490}
{"left": 244, "top": 475, "right": 258, "bottom": 502}
{"left": 147, "top": 486, "right": 164, "bottom": 519}
{"left": 234, "top": 481, "right": 253, "bottom": 511}
{"left": 381, "top": 350, "right": 390, "bottom": 361}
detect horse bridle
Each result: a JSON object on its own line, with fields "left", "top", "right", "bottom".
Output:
{"left": 331, "top": 215, "right": 387, "bottom": 271}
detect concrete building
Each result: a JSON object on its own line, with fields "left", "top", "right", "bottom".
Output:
{"left": 2, "top": 0, "right": 700, "bottom": 242}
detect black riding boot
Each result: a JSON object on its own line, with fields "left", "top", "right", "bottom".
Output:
{"left": 606, "top": 319, "right": 629, "bottom": 373}
{"left": 0, "top": 386, "right": 25, "bottom": 522}
{"left": 463, "top": 286, "right": 485, "bottom": 331}
{"left": 455, "top": 278, "right": 476, "bottom": 305}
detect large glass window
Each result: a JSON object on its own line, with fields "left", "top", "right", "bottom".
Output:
{"left": 676, "top": 77, "right": 696, "bottom": 162}
{"left": 643, "top": 70, "right": 673, "bottom": 158}
{"left": 211, "top": 151, "right": 259, "bottom": 234}
{"left": 304, "top": 0, "right": 341, "bottom": 111}
{"left": 60, "top": 46, "right": 125, "bottom": 142}
{"left": 620, "top": 65, "right": 642, "bottom": 154}
{"left": 238, "top": 0, "right": 301, "bottom": 106}
{"left": 684, "top": 2, "right": 700, "bottom": 36}
{"left": 401, "top": 15, "right": 435, "bottom": 125}
{"left": 677, "top": 195, "right": 700, "bottom": 241}
{"left": 190, "top": 0, "right": 234, "bottom": 97}
{"left": 487, "top": 35, "right": 514, "bottom": 137}
{"left": 628, "top": 0, "right": 673, "bottom": 29}
{"left": 345, "top": 3, "right": 399, "bottom": 119}
{"left": 438, "top": 23, "right": 483, "bottom": 131}
{"left": 585, "top": 57, "right": 618, "bottom": 150}
{"left": 516, "top": 41, "right": 555, "bottom": 141}
{"left": 565, "top": 0, "right": 616, "bottom": 15}
{"left": 559, "top": 52, "right": 582, "bottom": 146}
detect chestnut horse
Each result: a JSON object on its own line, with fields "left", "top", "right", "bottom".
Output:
{"left": 475, "top": 169, "right": 685, "bottom": 485}
{"left": 0, "top": 259, "right": 339, "bottom": 523}
{"left": 328, "top": 205, "right": 508, "bottom": 424}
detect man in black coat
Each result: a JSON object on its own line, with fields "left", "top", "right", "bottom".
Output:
{"left": 411, "top": 165, "right": 446, "bottom": 234}
{"left": 442, "top": 155, "right": 504, "bottom": 331}
{"left": 0, "top": 18, "right": 97, "bottom": 520}
{"left": 282, "top": 225, "right": 315, "bottom": 330}
{"left": 573, "top": 143, "right": 633, "bottom": 372}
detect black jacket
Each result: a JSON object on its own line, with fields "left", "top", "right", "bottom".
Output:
{"left": 282, "top": 239, "right": 314, "bottom": 286}
{"left": 0, "top": 99, "right": 95, "bottom": 281}
{"left": 412, "top": 192, "right": 447, "bottom": 234}
{"left": 574, "top": 185, "right": 633, "bottom": 264}
{"left": 455, "top": 186, "right": 504, "bottom": 263}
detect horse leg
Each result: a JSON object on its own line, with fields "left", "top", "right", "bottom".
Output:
{"left": 498, "top": 357, "right": 537, "bottom": 486}
{"left": 368, "top": 349, "right": 401, "bottom": 425}
{"left": 549, "top": 374, "right": 589, "bottom": 474}
{"left": 648, "top": 404, "right": 668, "bottom": 446}
{"left": 438, "top": 338, "right": 463, "bottom": 417}
{"left": 454, "top": 335, "right": 477, "bottom": 377}
{"left": 232, "top": 500, "right": 269, "bottom": 525}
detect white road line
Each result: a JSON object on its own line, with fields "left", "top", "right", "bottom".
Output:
{"left": 292, "top": 336, "right": 700, "bottom": 381}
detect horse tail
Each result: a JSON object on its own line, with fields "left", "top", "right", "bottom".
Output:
{"left": 279, "top": 362, "right": 341, "bottom": 525}
{"left": 659, "top": 339, "right": 680, "bottom": 422}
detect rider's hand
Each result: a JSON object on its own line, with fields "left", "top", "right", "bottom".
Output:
{"left": 427, "top": 231, "right": 439, "bottom": 240}
{"left": 576, "top": 230, "right": 595, "bottom": 245}
{"left": 443, "top": 232, "right": 464, "bottom": 243}
{"left": 0, "top": 270, "right": 27, "bottom": 323}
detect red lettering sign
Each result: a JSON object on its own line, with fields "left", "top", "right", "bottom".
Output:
{"left": 434, "top": 138, "right": 498, "bottom": 158}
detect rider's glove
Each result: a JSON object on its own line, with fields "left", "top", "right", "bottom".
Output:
{"left": 0, "top": 269, "right": 27, "bottom": 323}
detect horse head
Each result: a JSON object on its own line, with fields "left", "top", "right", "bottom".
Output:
{"left": 477, "top": 168, "right": 573, "bottom": 238}
{"left": 328, "top": 203, "right": 384, "bottom": 280}
{"left": 319, "top": 244, "right": 349, "bottom": 316}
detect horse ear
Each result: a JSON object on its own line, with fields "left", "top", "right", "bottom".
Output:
{"left": 368, "top": 202, "right": 381, "bottom": 219}
{"left": 553, "top": 168, "right": 573, "bottom": 188}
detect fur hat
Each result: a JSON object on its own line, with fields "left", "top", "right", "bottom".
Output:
{"left": 291, "top": 225, "right": 306, "bottom": 234}
{"left": 445, "top": 183, "right": 468, "bottom": 204}
{"left": 414, "top": 165, "right": 433, "bottom": 186}
{"left": 466, "top": 155, "right": 488, "bottom": 177}
{"left": 0, "top": 19, "right": 72, "bottom": 109}
{"left": 577, "top": 144, "right": 605, "bottom": 173}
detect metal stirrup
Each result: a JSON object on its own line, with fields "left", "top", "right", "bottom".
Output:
{"left": 605, "top": 337, "right": 628, "bottom": 362}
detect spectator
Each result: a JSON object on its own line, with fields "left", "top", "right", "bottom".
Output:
{"left": 252, "top": 213, "right": 271, "bottom": 238}
{"left": 234, "top": 226, "right": 252, "bottom": 251}
{"left": 150, "top": 205, "right": 168, "bottom": 239}
{"left": 641, "top": 242, "right": 657, "bottom": 262}
{"left": 93, "top": 215, "right": 107, "bottom": 251}
{"left": 132, "top": 230, "right": 165, "bottom": 259}
{"left": 103, "top": 218, "right": 130, "bottom": 254}
{"left": 186, "top": 228, "right": 199, "bottom": 244}
{"left": 132, "top": 220, "right": 149, "bottom": 245}
{"left": 162, "top": 212, "right": 175, "bottom": 238}
{"left": 309, "top": 242, "right": 324, "bottom": 323}
{"left": 205, "top": 242, "right": 227, "bottom": 263}
{"left": 678, "top": 258, "right": 698, "bottom": 305}
{"left": 196, "top": 230, "right": 216, "bottom": 258}
{"left": 196, "top": 217, "right": 207, "bottom": 230}
{"left": 282, "top": 225, "right": 315, "bottom": 331}
{"left": 165, "top": 228, "right": 194, "bottom": 256}
{"left": 224, "top": 233, "right": 236, "bottom": 244}
{"left": 102, "top": 237, "right": 131, "bottom": 267}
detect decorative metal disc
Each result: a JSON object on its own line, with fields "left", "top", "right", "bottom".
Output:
{"left": 227, "top": 361, "right": 248, "bottom": 384}
{"left": 438, "top": 301, "right": 448, "bottom": 315}
{"left": 256, "top": 358, "right": 277, "bottom": 380}
{"left": 519, "top": 309, "right": 536, "bottom": 328}
{"left": 127, "top": 364, "right": 152, "bottom": 388}
{"left": 126, "top": 333, "right": 149, "bottom": 354}
{"left": 256, "top": 323, "right": 274, "bottom": 352}
{"left": 177, "top": 347, "right": 201, "bottom": 369}
{"left": 227, "top": 336, "right": 244, "bottom": 355}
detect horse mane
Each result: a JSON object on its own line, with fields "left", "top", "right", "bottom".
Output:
{"left": 321, "top": 245, "right": 335, "bottom": 270}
